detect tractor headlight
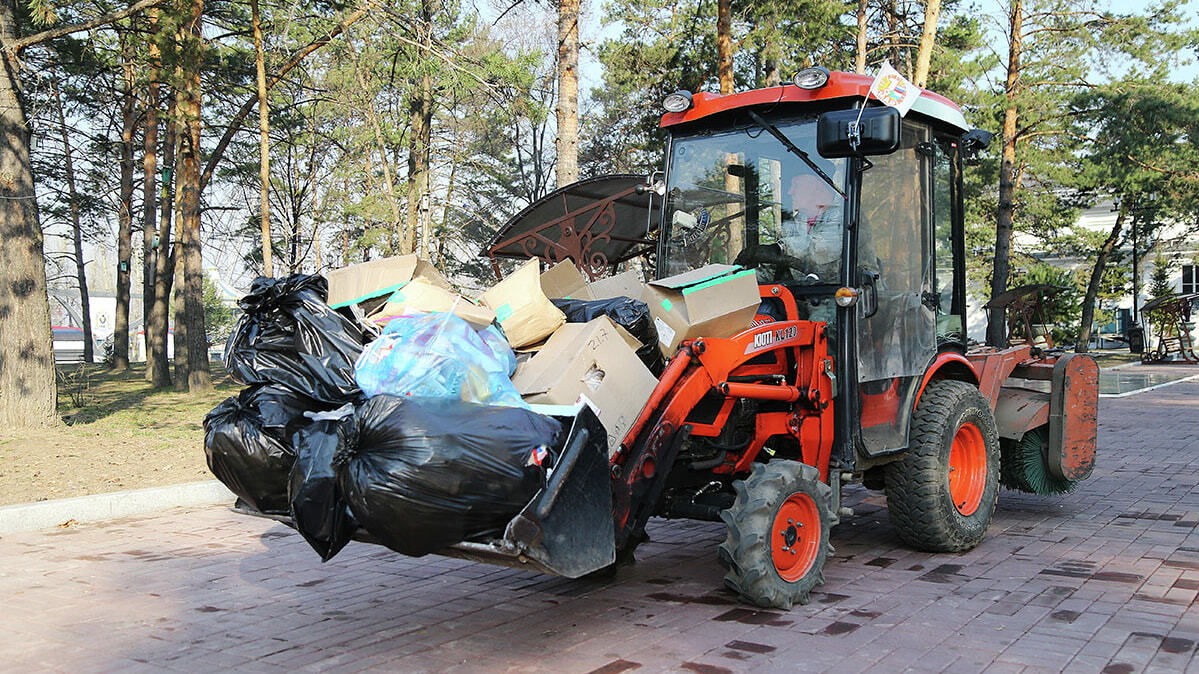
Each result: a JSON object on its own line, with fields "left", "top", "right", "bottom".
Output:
{"left": 834, "top": 287, "right": 859, "bottom": 307}
{"left": 793, "top": 66, "right": 830, "bottom": 90}
{"left": 662, "top": 90, "right": 694, "bottom": 113}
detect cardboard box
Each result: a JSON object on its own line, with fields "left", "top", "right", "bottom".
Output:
{"left": 367, "top": 277, "right": 496, "bottom": 329}
{"left": 539, "top": 261, "right": 594, "bottom": 300}
{"left": 644, "top": 264, "right": 761, "bottom": 357}
{"left": 326, "top": 254, "right": 451, "bottom": 310}
{"left": 513, "top": 316, "right": 658, "bottom": 457}
{"left": 587, "top": 269, "right": 645, "bottom": 302}
{"left": 479, "top": 259, "right": 566, "bottom": 348}
{"left": 540, "top": 261, "right": 646, "bottom": 302}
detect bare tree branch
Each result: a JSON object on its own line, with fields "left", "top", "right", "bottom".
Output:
{"left": 5, "top": 0, "right": 164, "bottom": 51}
{"left": 199, "top": 5, "right": 369, "bottom": 191}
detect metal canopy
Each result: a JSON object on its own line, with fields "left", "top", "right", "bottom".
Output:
{"left": 484, "top": 174, "right": 660, "bottom": 280}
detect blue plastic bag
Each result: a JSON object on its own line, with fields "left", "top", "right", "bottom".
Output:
{"left": 354, "top": 311, "right": 527, "bottom": 408}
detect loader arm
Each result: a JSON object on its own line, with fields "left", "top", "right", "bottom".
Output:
{"left": 611, "top": 313, "right": 835, "bottom": 552}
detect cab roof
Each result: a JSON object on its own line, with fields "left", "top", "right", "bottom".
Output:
{"left": 660, "top": 71, "right": 970, "bottom": 134}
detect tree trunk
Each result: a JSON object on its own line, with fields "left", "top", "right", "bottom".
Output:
{"left": 405, "top": 1, "right": 437, "bottom": 256}
{"left": 417, "top": 72, "right": 433, "bottom": 258}
{"left": 717, "top": 0, "right": 733, "bottom": 95}
{"left": 0, "top": 1, "right": 57, "bottom": 426}
{"left": 52, "top": 75, "right": 94, "bottom": 365}
{"left": 888, "top": 0, "right": 900, "bottom": 66}
{"left": 405, "top": 93, "right": 428, "bottom": 256}
{"left": 142, "top": 12, "right": 160, "bottom": 381}
{"left": 987, "top": 0, "right": 1023, "bottom": 347}
{"left": 252, "top": 0, "right": 273, "bottom": 277}
{"left": 353, "top": 62, "right": 403, "bottom": 252}
{"left": 149, "top": 93, "right": 176, "bottom": 388}
{"left": 913, "top": 0, "right": 941, "bottom": 87}
{"left": 178, "top": 0, "right": 210, "bottom": 392}
{"left": 113, "top": 38, "right": 137, "bottom": 371}
{"left": 762, "top": 13, "right": 780, "bottom": 87}
{"left": 555, "top": 0, "right": 579, "bottom": 186}
{"left": 856, "top": 0, "right": 868, "bottom": 74}
{"left": 1076, "top": 209, "right": 1126, "bottom": 353}
{"left": 172, "top": 241, "right": 186, "bottom": 389}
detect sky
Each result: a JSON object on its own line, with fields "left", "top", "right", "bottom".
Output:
{"left": 479, "top": 0, "right": 1199, "bottom": 100}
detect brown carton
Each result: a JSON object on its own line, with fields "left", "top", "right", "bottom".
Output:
{"left": 587, "top": 269, "right": 645, "bottom": 301}
{"left": 644, "top": 264, "right": 761, "bottom": 357}
{"left": 479, "top": 259, "right": 566, "bottom": 348}
{"left": 367, "top": 277, "right": 496, "bottom": 329}
{"left": 540, "top": 261, "right": 646, "bottom": 302}
{"left": 539, "top": 261, "right": 594, "bottom": 300}
{"left": 513, "top": 316, "right": 658, "bottom": 457}
{"left": 326, "top": 254, "right": 451, "bottom": 310}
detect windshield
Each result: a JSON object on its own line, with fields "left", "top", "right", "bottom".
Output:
{"left": 662, "top": 116, "right": 847, "bottom": 284}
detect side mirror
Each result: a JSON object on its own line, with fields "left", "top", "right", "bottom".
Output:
{"left": 960, "top": 128, "right": 994, "bottom": 165}
{"left": 817, "top": 107, "right": 901, "bottom": 158}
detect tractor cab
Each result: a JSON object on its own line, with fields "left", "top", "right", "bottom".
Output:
{"left": 657, "top": 70, "right": 973, "bottom": 461}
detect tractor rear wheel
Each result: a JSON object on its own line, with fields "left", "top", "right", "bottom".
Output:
{"left": 885, "top": 379, "right": 1000, "bottom": 552}
{"left": 718, "top": 460, "right": 834, "bottom": 609}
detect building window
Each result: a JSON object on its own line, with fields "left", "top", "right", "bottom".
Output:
{"left": 1185, "top": 265, "right": 1198, "bottom": 294}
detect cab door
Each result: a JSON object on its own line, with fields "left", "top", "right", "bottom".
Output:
{"left": 854, "top": 120, "right": 937, "bottom": 455}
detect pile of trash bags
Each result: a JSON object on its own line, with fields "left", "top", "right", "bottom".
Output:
{"left": 204, "top": 273, "right": 564, "bottom": 561}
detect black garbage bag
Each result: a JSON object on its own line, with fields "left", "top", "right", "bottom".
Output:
{"left": 225, "top": 274, "right": 366, "bottom": 404}
{"left": 551, "top": 296, "right": 663, "bottom": 373}
{"left": 203, "top": 385, "right": 329, "bottom": 514}
{"left": 289, "top": 406, "right": 358, "bottom": 561}
{"left": 335, "top": 395, "right": 563, "bottom": 557}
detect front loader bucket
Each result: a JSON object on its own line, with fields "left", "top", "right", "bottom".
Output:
{"left": 441, "top": 406, "right": 616, "bottom": 578}
{"left": 232, "top": 406, "right": 616, "bottom": 578}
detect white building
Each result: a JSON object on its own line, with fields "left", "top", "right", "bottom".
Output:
{"left": 972, "top": 197, "right": 1199, "bottom": 351}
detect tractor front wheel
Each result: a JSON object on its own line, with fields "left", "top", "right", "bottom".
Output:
{"left": 885, "top": 379, "right": 1000, "bottom": 552}
{"left": 718, "top": 461, "right": 834, "bottom": 609}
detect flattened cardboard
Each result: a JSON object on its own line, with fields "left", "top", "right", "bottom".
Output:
{"left": 326, "top": 254, "right": 451, "bottom": 309}
{"left": 513, "top": 316, "right": 657, "bottom": 457}
{"left": 479, "top": 259, "right": 566, "bottom": 348}
{"left": 645, "top": 264, "right": 761, "bottom": 357}
{"left": 540, "top": 261, "right": 594, "bottom": 300}
{"left": 367, "top": 277, "right": 496, "bottom": 329}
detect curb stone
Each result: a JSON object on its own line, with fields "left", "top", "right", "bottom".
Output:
{"left": 0, "top": 480, "right": 234, "bottom": 535}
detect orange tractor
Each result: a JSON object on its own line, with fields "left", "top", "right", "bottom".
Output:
{"left": 477, "top": 69, "right": 1099, "bottom": 609}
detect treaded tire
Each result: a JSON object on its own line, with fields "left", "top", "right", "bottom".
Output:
{"left": 718, "top": 461, "right": 834, "bottom": 609}
{"left": 884, "top": 379, "right": 1000, "bottom": 552}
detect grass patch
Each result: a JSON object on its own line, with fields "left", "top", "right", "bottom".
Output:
{"left": 0, "top": 363, "right": 239, "bottom": 506}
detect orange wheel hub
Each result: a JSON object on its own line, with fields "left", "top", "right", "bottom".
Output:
{"left": 771, "top": 493, "right": 821, "bottom": 582}
{"left": 948, "top": 422, "right": 986, "bottom": 516}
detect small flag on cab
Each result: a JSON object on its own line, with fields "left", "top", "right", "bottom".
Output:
{"left": 868, "top": 61, "right": 921, "bottom": 116}
{"left": 848, "top": 61, "right": 921, "bottom": 150}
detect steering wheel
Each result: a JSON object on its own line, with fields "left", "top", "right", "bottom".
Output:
{"left": 734, "top": 244, "right": 821, "bottom": 285}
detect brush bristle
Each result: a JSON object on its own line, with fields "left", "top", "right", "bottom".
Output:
{"left": 1000, "top": 427, "right": 1078, "bottom": 495}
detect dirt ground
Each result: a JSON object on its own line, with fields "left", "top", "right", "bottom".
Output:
{"left": 0, "top": 364, "right": 239, "bottom": 506}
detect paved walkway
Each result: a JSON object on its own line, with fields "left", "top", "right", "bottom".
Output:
{"left": 2, "top": 382, "right": 1197, "bottom": 673}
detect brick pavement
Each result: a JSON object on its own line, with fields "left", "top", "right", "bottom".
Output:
{"left": 1, "top": 380, "right": 1197, "bottom": 673}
